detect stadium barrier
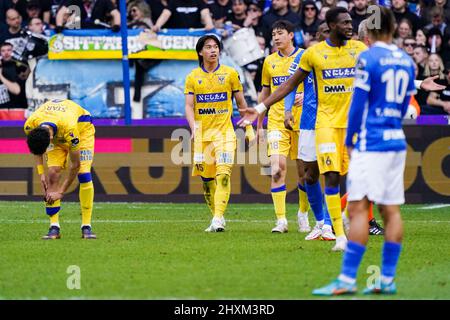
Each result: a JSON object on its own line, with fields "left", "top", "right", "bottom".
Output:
{"left": 0, "top": 119, "right": 448, "bottom": 203}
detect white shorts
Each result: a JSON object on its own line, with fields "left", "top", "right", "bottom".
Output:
{"left": 298, "top": 129, "right": 316, "bottom": 162}
{"left": 347, "top": 150, "right": 406, "bottom": 205}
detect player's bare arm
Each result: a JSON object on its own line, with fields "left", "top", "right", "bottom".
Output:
{"left": 237, "top": 68, "right": 309, "bottom": 127}
{"left": 418, "top": 75, "right": 446, "bottom": 91}
{"left": 235, "top": 90, "right": 256, "bottom": 142}
{"left": 185, "top": 94, "right": 196, "bottom": 140}
{"left": 46, "top": 150, "right": 81, "bottom": 203}
{"left": 35, "top": 154, "right": 48, "bottom": 193}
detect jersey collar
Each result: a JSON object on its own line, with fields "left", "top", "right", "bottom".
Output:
{"left": 373, "top": 41, "right": 398, "bottom": 51}
{"left": 277, "top": 47, "right": 299, "bottom": 57}
{"left": 40, "top": 122, "right": 58, "bottom": 136}
{"left": 325, "top": 38, "right": 347, "bottom": 47}
{"left": 201, "top": 63, "right": 221, "bottom": 73}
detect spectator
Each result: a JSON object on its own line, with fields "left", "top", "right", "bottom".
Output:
{"left": 145, "top": 0, "right": 168, "bottom": 26}
{"left": 416, "top": 28, "right": 427, "bottom": 45}
{"left": 243, "top": 0, "right": 265, "bottom": 36}
{"left": 424, "top": 6, "right": 448, "bottom": 35}
{"left": 424, "top": 54, "right": 450, "bottom": 113}
{"left": 422, "top": 0, "right": 450, "bottom": 25}
{"left": 391, "top": 0, "right": 423, "bottom": 34}
{"left": 289, "top": 0, "right": 302, "bottom": 15}
{"left": 318, "top": 5, "right": 330, "bottom": 21}
{"left": 317, "top": 0, "right": 337, "bottom": 10}
{"left": 209, "top": 0, "right": 233, "bottom": 28}
{"left": 300, "top": 0, "right": 320, "bottom": 40}
{"left": 0, "top": 42, "right": 23, "bottom": 120}
{"left": 25, "top": 1, "right": 43, "bottom": 24}
{"left": 425, "top": 27, "right": 449, "bottom": 67}
{"left": 152, "top": 0, "right": 214, "bottom": 31}
{"left": 225, "top": 0, "right": 248, "bottom": 29}
{"left": 261, "top": 0, "right": 301, "bottom": 45}
{"left": 0, "top": 9, "right": 23, "bottom": 44}
{"left": 128, "top": 0, "right": 153, "bottom": 29}
{"left": 350, "top": 0, "right": 369, "bottom": 33}
{"left": 413, "top": 45, "right": 429, "bottom": 75}
{"left": 402, "top": 36, "right": 416, "bottom": 56}
{"left": 55, "top": 0, "right": 121, "bottom": 32}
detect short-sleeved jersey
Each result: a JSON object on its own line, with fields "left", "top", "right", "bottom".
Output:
{"left": 347, "top": 42, "right": 416, "bottom": 152}
{"left": 24, "top": 99, "right": 91, "bottom": 151}
{"left": 262, "top": 48, "right": 303, "bottom": 131}
{"left": 299, "top": 39, "right": 367, "bottom": 129}
{"left": 184, "top": 64, "right": 242, "bottom": 142}
{"left": 285, "top": 49, "right": 317, "bottom": 131}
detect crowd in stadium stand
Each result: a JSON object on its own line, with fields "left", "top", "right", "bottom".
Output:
{"left": 0, "top": 0, "right": 449, "bottom": 117}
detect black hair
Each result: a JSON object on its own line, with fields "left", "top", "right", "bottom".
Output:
{"left": 271, "top": 20, "right": 295, "bottom": 34}
{"left": 366, "top": 5, "right": 396, "bottom": 39}
{"left": 0, "top": 42, "right": 13, "bottom": 49}
{"left": 195, "top": 34, "right": 222, "bottom": 67}
{"left": 27, "top": 127, "right": 50, "bottom": 155}
{"left": 325, "top": 6, "right": 348, "bottom": 27}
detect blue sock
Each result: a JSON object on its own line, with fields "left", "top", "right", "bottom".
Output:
{"left": 340, "top": 241, "right": 366, "bottom": 281}
{"left": 305, "top": 181, "right": 324, "bottom": 222}
{"left": 323, "top": 202, "right": 332, "bottom": 226}
{"left": 382, "top": 241, "right": 402, "bottom": 281}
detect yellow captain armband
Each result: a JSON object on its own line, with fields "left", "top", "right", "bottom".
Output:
{"left": 37, "top": 165, "right": 44, "bottom": 175}
{"left": 245, "top": 125, "right": 256, "bottom": 142}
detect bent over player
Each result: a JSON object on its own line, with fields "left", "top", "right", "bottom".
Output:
{"left": 25, "top": 99, "right": 96, "bottom": 240}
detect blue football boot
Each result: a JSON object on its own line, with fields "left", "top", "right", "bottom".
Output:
{"left": 81, "top": 226, "right": 97, "bottom": 239}
{"left": 312, "top": 279, "right": 357, "bottom": 296}
{"left": 42, "top": 226, "right": 61, "bottom": 240}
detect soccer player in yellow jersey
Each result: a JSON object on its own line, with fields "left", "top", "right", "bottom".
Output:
{"left": 258, "top": 20, "right": 310, "bottom": 233}
{"left": 239, "top": 7, "right": 366, "bottom": 251}
{"left": 24, "top": 99, "right": 96, "bottom": 240}
{"left": 185, "top": 35, "right": 254, "bottom": 232}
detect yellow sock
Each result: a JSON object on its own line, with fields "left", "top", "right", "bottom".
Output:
{"left": 80, "top": 181, "right": 94, "bottom": 226}
{"left": 202, "top": 178, "right": 216, "bottom": 216}
{"left": 214, "top": 174, "right": 231, "bottom": 219}
{"left": 50, "top": 213, "right": 59, "bottom": 225}
{"left": 325, "top": 192, "right": 345, "bottom": 237}
{"left": 271, "top": 185, "right": 286, "bottom": 220}
{"left": 46, "top": 200, "right": 61, "bottom": 226}
{"left": 298, "top": 184, "right": 310, "bottom": 213}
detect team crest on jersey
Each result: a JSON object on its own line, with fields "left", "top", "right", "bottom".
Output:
{"left": 271, "top": 64, "right": 275, "bottom": 69}
{"left": 198, "top": 79, "right": 202, "bottom": 84}
{"left": 348, "top": 50, "right": 356, "bottom": 58}
{"left": 218, "top": 76, "right": 225, "bottom": 84}
{"left": 324, "top": 55, "right": 328, "bottom": 59}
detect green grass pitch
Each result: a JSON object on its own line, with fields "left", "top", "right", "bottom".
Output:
{"left": 0, "top": 201, "right": 449, "bottom": 300}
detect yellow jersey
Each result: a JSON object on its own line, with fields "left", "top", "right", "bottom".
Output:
{"left": 262, "top": 47, "right": 303, "bottom": 131}
{"left": 299, "top": 39, "right": 367, "bottom": 129}
{"left": 24, "top": 99, "right": 91, "bottom": 151}
{"left": 184, "top": 64, "right": 242, "bottom": 142}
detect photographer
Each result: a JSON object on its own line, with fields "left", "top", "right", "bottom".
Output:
{"left": 0, "top": 42, "right": 23, "bottom": 120}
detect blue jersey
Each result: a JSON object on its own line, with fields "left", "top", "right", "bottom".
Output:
{"left": 346, "top": 42, "right": 416, "bottom": 152}
{"left": 285, "top": 50, "right": 317, "bottom": 130}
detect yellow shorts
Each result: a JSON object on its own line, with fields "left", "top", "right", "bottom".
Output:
{"left": 315, "top": 127, "right": 349, "bottom": 175}
{"left": 46, "top": 122, "right": 95, "bottom": 174}
{"left": 192, "top": 139, "right": 236, "bottom": 178}
{"left": 267, "top": 129, "right": 299, "bottom": 160}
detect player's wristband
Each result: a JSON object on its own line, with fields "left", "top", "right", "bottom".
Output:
{"left": 414, "top": 80, "right": 423, "bottom": 90}
{"left": 37, "top": 164, "right": 44, "bottom": 175}
{"left": 255, "top": 103, "right": 267, "bottom": 114}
